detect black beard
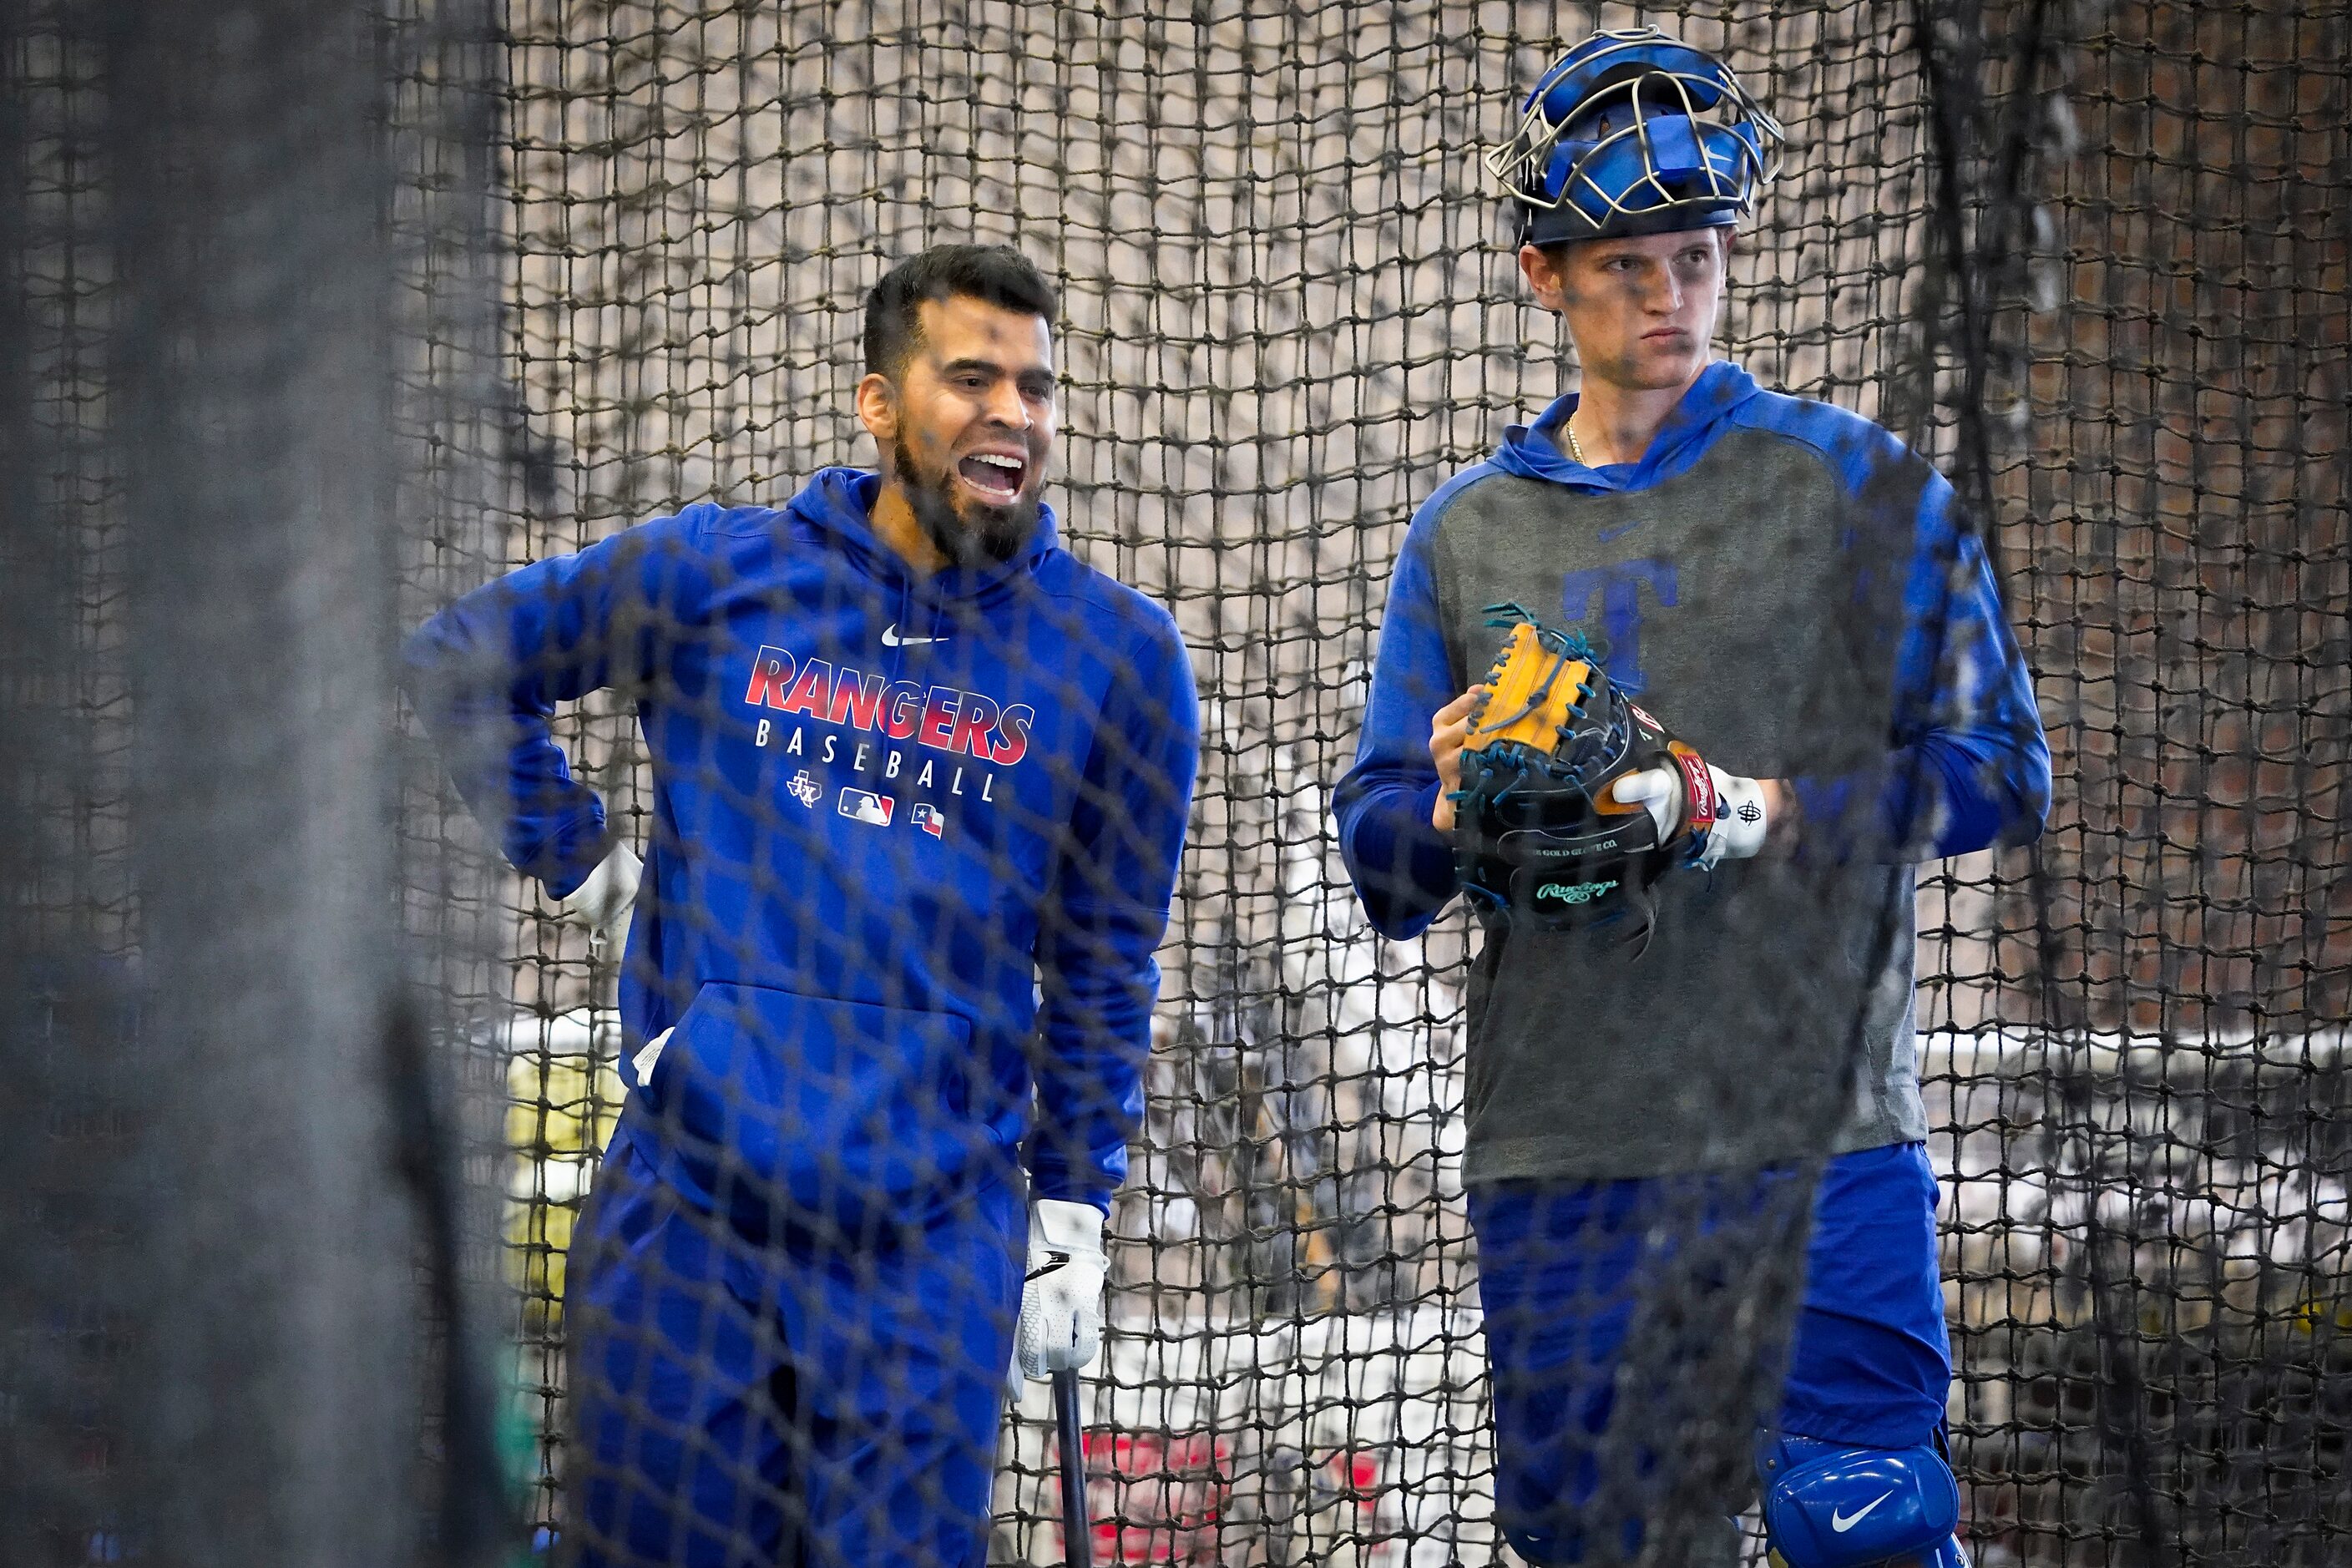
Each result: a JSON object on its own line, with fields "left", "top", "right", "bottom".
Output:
{"left": 893, "top": 433, "right": 1034, "bottom": 567}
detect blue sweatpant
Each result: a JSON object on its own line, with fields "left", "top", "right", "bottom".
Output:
{"left": 1468, "top": 1142, "right": 1949, "bottom": 1565}
{"left": 563, "top": 1120, "right": 1025, "bottom": 1567}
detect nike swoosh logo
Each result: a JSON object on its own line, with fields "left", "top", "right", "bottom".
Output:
{"left": 1596, "top": 518, "right": 1644, "bottom": 543}
{"left": 1831, "top": 1491, "right": 1895, "bottom": 1533}
{"left": 882, "top": 624, "right": 945, "bottom": 647}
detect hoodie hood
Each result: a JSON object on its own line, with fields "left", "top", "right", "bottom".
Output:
{"left": 1490, "top": 360, "right": 1766, "bottom": 493}
{"left": 784, "top": 465, "right": 1062, "bottom": 604}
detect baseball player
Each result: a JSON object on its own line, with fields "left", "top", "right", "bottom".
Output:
{"left": 1333, "top": 30, "right": 2050, "bottom": 1568}
{"left": 405, "top": 245, "right": 1199, "bottom": 1565}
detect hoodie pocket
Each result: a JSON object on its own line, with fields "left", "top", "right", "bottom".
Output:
{"left": 656, "top": 981, "right": 989, "bottom": 1231}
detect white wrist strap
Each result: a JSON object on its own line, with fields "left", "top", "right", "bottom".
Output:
{"left": 1031, "top": 1197, "right": 1106, "bottom": 1259}
{"left": 1698, "top": 766, "right": 1769, "bottom": 869}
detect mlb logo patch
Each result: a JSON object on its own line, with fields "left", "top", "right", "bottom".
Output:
{"left": 913, "top": 802, "right": 944, "bottom": 839}
{"left": 837, "top": 788, "right": 893, "bottom": 827}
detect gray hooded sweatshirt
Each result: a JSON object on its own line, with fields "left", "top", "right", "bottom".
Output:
{"left": 1333, "top": 362, "right": 2050, "bottom": 1185}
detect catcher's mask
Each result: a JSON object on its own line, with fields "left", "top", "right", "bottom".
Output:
{"left": 1487, "top": 27, "right": 1783, "bottom": 248}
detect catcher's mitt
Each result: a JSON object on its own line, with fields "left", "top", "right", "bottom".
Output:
{"left": 1451, "top": 603, "right": 1717, "bottom": 950}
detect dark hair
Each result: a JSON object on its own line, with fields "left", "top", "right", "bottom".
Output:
{"left": 862, "top": 245, "right": 1058, "bottom": 380}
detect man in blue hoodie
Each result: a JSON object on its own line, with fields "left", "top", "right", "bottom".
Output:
{"left": 405, "top": 245, "right": 1199, "bottom": 1567}
{"left": 1333, "top": 30, "right": 2049, "bottom": 1568}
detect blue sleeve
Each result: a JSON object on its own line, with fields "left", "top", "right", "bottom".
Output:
{"left": 1029, "top": 614, "right": 1201, "bottom": 1212}
{"left": 1333, "top": 513, "right": 1463, "bottom": 939}
{"left": 1793, "top": 465, "right": 2051, "bottom": 862}
{"left": 400, "top": 514, "right": 703, "bottom": 898}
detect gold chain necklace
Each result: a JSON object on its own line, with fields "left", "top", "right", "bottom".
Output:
{"left": 1565, "top": 415, "right": 1589, "bottom": 467}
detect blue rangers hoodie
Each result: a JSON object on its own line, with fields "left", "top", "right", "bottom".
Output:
{"left": 405, "top": 468, "right": 1199, "bottom": 1236}
{"left": 1333, "top": 362, "right": 2050, "bottom": 1183}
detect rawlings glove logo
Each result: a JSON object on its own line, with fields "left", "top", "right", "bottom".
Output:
{"left": 1536, "top": 878, "right": 1619, "bottom": 905}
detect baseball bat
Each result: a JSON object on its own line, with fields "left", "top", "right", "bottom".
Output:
{"left": 1053, "top": 1366, "right": 1092, "bottom": 1568}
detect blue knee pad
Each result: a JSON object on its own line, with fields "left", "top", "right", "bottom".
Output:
{"left": 1756, "top": 1434, "right": 1965, "bottom": 1568}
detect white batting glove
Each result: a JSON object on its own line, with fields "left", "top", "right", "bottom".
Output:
{"left": 1611, "top": 765, "right": 1770, "bottom": 869}
{"left": 1697, "top": 766, "right": 1770, "bottom": 868}
{"left": 556, "top": 840, "right": 642, "bottom": 957}
{"left": 1610, "top": 768, "right": 1682, "bottom": 838}
{"left": 1014, "top": 1198, "right": 1107, "bottom": 1379}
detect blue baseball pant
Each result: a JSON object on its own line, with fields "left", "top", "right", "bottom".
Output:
{"left": 1469, "top": 1141, "right": 1949, "bottom": 1565}
{"left": 562, "top": 1119, "right": 1024, "bottom": 1567}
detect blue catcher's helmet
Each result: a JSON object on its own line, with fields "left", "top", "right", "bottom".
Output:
{"left": 1488, "top": 27, "right": 1783, "bottom": 247}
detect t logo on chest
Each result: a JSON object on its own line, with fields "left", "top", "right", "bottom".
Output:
{"left": 1560, "top": 559, "right": 1677, "bottom": 694}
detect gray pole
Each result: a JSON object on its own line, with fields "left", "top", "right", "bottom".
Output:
{"left": 106, "top": 3, "right": 416, "bottom": 1563}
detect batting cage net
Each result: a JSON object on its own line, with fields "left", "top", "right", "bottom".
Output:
{"left": 3, "top": 3, "right": 2346, "bottom": 1565}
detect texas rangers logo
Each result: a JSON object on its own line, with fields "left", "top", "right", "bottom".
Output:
{"left": 742, "top": 643, "right": 1026, "bottom": 809}
{"left": 837, "top": 788, "right": 893, "bottom": 827}
{"left": 912, "top": 802, "right": 945, "bottom": 839}
{"left": 743, "top": 645, "right": 1031, "bottom": 765}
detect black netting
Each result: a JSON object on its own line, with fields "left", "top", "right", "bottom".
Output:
{"left": 3, "top": 4, "right": 2346, "bottom": 1567}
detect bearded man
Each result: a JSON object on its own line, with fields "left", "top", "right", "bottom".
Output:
{"left": 404, "top": 244, "right": 1199, "bottom": 1567}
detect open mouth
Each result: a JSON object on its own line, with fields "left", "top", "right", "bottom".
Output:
{"left": 957, "top": 452, "right": 1027, "bottom": 503}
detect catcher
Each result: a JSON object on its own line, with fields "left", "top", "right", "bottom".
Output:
{"left": 1333, "top": 28, "right": 2050, "bottom": 1568}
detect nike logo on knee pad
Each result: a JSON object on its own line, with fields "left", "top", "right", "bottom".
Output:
{"left": 1831, "top": 1490, "right": 1895, "bottom": 1532}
